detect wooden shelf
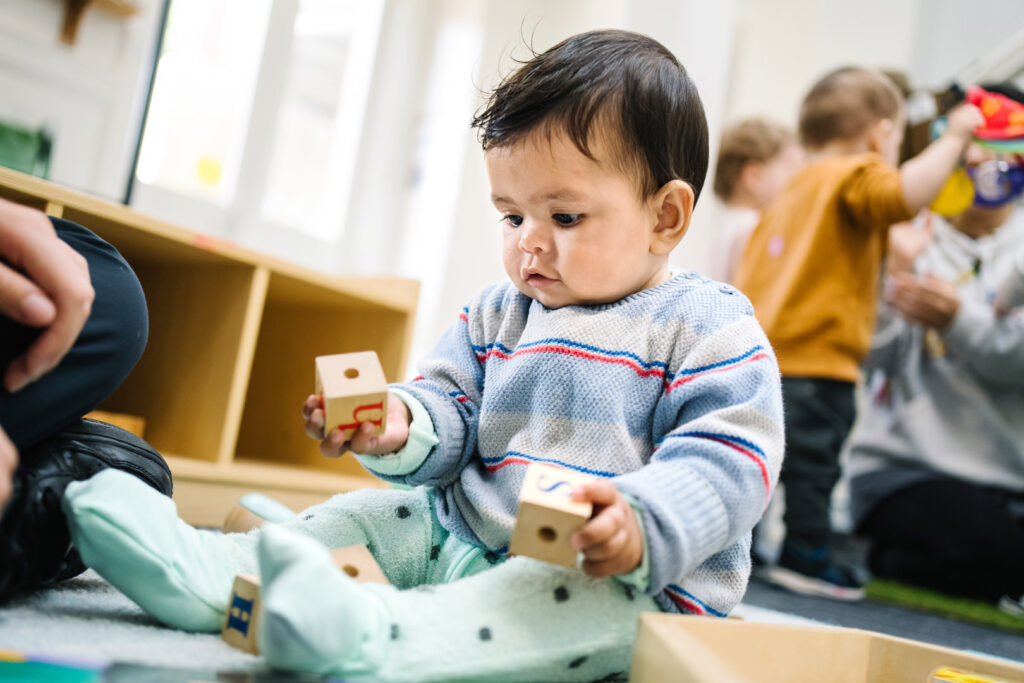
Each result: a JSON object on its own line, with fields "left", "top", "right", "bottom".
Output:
{"left": 0, "top": 167, "right": 418, "bottom": 525}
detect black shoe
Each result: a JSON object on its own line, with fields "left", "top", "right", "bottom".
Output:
{"left": 765, "top": 541, "right": 865, "bottom": 601}
{"left": 0, "top": 418, "right": 173, "bottom": 601}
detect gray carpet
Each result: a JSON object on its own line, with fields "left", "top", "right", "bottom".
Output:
{"left": 0, "top": 570, "right": 1021, "bottom": 680}
{"left": 744, "top": 576, "right": 1024, "bottom": 663}
{"left": 0, "top": 570, "right": 264, "bottom": 676}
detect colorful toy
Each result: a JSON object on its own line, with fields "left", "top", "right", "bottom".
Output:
{"left": 967, "top": 159, "right": 1024, "bottom": 207}
{"left": 930, "top": 168, "right": 976, "bottom": 217}
{"left": 966, "top": 86, "right": 1024, "bottom": 141}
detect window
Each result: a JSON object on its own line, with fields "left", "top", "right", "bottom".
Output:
{"left": 132, "top": 0, "right": 385, "bottom": 258}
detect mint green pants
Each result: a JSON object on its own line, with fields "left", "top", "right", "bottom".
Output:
{"left": 64, "top": 470, "right": 659, "bottom": 681}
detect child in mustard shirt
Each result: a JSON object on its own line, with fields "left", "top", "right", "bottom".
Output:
{"left": 733, "top": 67, "right": 982, "bottom": 601}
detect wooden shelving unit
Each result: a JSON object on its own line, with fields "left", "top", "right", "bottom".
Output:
{"left": 0, "top": 167, "right": 419, "bottom": 525}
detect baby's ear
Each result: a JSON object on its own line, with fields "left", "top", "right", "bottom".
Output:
{"left": 650, "top": 180, "right": 694, "bottom": 254}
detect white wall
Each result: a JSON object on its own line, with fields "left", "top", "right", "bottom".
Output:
{"left": 0, "top": 0, "right": 163, "bottom": 200}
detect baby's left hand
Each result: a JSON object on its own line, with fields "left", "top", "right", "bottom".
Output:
{"left": 570, "top": 480, "right": 643, "bottom": 578}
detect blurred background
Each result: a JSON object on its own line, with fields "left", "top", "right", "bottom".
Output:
{"left": 2, "top": 0, "right": 1024, "bottom": 363}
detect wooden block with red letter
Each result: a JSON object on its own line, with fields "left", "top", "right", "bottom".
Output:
{"left": 314, "top": 351, "right": 388, "bottom": 440}
{"left": 508, "top": 463, "right": 596, "bottom": 567}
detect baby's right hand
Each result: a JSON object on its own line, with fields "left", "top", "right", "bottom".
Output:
{"left": 302, "top": 391, "right": 412, "bottom": 458}
{"left": 944, "top": 102, "right": 985, "bottom": 142}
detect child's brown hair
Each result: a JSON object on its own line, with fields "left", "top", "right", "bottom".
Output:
{"left": 798, "top": 67, "right": 902, "bottom": 149}
{"left": 713, "top": 119, "right": 795, "bottom": 201}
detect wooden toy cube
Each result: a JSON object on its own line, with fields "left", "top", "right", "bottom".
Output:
{"left": 222, "top": 574, "right": 261, "bottom": 654}
{"left": 330, "top": 544, "right": 390, "bottom": 585}
{"left": 508, "top": 463, "right": 595, "bottom": 567}
{"left": 314, "top": 351, "right": 388, "bottom": 440}
{"left": 221, "top": 545, "right": 389, "bottom": 654}
{"left": 222, "top": 504, "right": 266, "bottom": 535}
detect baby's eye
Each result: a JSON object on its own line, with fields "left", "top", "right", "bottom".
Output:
{"left": 501, "top": 214, "right": 523, "bottom": 228}
{"left": 552, "top": 213, "right": 583, "bottom": 227}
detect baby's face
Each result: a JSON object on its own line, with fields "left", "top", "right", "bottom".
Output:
{"left": 485, "top": 128, "right": 667, "bottom": 308}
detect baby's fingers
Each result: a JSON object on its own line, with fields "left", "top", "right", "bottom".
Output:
{"left": 301, "top": 394, "right": 321, "bottom": 420}
{"left": 319, "top": 427, "right": 349, "bottom": 459}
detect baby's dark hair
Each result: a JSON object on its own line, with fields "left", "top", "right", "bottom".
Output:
{"left": 799, "top": 67, "right": 903, "bottom": 149}
{"left": 471, "top": 29, "right": 709, "bottom": 204}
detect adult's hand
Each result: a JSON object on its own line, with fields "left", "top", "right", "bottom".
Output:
{"left": 887, "top": 272, "right": 961, "bottom": 330}
{"left": 0, "top": 198, "right": 94, "bottom": 392}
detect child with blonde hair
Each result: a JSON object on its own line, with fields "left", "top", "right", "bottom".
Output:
{"left": 710, "top": 118, "right": 802, "bottom": 283}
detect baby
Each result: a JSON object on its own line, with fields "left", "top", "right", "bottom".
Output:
{"left": 62, "top": 29, "right": 784, "bottom": 681}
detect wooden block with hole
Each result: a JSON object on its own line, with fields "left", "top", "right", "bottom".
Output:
{"left": 315, "top": 351, "right": 388, "bottom": 440}
{"left": 221, "top": 545, "right": 387, "bottom": 654}
{"left": 330, "top": 544, "right": 389, "bottom": 585}
{"left": 508, "top": 463, "right": 596, "bottom": 567}
{"left": 222, "top": 505, "right": 268, "bottom": 535}
{"left": 222, "top": 573, "right": 261, "bottom": 654}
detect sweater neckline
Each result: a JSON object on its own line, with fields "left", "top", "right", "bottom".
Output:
{"left": 532, "top": 271, "right": 694, "bottom": 313}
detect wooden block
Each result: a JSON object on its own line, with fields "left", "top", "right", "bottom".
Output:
{"left": 508, "top": 463, "right": 595, "bottom": 567}
{"left": 314, "top": 352, "right": 388, "bottom": 440}
{"left": 222, "top": 574, "right": 261, "bottom": 654}
{"left": 330, "top": 544, "right": 390, "bottom": 585}
{"left": 84, "top": 410, "right": 146, "bottom": 438}
{"left": 222, "top": 494, "right": 297, "bottom": 534}
{"left": 222, "top": 504, "right": 267, "bottom": 534}
{"left": 221, "top": 545, "right": 387, "bottom": 654}
{"left": 628, "top": 613, "right": 1024, "bottom": 682}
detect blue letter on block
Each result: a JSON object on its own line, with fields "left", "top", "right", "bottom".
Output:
{"left": 226, "top": 593, "right": 255, "bottom": 635}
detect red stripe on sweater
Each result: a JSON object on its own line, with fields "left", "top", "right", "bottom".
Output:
{"left": 665, "top": 353, "right": 769, "bottom": 394}
{"left": 482, "top": 345, "right": 666, "bottom": 379}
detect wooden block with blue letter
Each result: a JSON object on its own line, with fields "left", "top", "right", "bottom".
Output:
{"left": 315, "top": 351, "right": 388, "bottom": 440}
{"left": 221, "top": 545, "right": 388, "bottom": 654}
{"left": 222, "top": 574, "right": 261, "bottom": 654}
{"left": 509, "top": 463, "right": 596, "bottom": 567}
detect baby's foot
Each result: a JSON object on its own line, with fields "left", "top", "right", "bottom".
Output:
{"left": 63, "top": 469, "right": 245, "bottom": 631}
{"left": 258, "top": 524, "right": 388, "bottom": 676}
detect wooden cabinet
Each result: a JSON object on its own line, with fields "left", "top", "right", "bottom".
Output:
{"left": 0, "top": 167, "right": 419, "bottom": 525}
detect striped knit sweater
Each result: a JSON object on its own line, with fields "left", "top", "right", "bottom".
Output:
{"left": 371, "top": 273, "right": 783, "bottom": 616}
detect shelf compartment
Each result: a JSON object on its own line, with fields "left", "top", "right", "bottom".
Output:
{"left": 236, "top": 275, "right": 415, "bottom": 477}
{"left": 98, "top": 260, "right": 268, "bottom": 463}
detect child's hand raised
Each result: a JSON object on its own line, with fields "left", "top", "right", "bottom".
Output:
{"left": 301, "top": 391, "right": 412, "bottom": 458}
{"left": 570, "top": 480, "right": 644, "bottom": 578}
{"left": 944, "top": 102, "right": 985, "bottom": 142}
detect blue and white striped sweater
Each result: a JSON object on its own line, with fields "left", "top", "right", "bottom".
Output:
{"left": 378, "top": 272, "right": 784, "bottom": 616}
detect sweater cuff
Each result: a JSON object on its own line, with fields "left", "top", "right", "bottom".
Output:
{"left": 354, "top": 388, "right": 438, "bottom": 476}
{"left": 613, "top": 492, "right": 651, "bottom": 591}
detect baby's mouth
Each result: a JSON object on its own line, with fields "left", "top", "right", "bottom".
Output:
{"left": 524, "top": 270, "right": 557, "bottom": 287}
